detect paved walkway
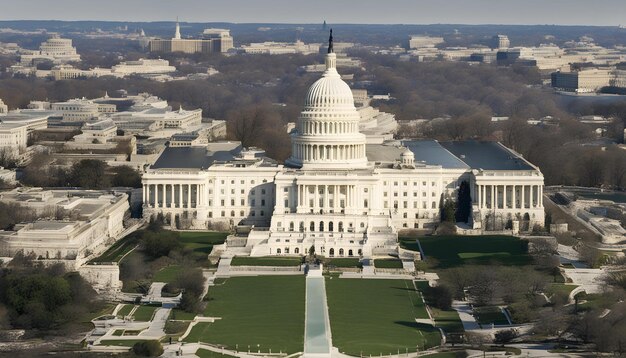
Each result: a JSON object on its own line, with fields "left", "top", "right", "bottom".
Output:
{"left": 138, "top": 308, "right": 170, "bottom": 338}
{"left": 451, "top": 300, "right": 480, "bottom": 331}
{"left": 304, "top": 266, "right": 332, "bottom": 357}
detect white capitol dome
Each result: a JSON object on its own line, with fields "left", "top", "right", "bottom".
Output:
{"left": 286, "top": 31, "right": 368, "bottom": 170}
{"left": 304, "top": 56, "right": 355, "bottom": 110}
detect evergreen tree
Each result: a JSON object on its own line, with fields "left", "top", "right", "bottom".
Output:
{"left": 456, "top": 180, "right": 472, "bottom": 223}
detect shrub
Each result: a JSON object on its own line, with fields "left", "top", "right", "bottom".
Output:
{"left": 132, "top": 340, "right": 163, "bottom": 357}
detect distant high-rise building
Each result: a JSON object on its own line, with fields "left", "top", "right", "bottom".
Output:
{"left": 491, "top": 35, "right": 510, "bottom": 49}
{"left": 149, "top": 20, "right": 233, "bottom": 54}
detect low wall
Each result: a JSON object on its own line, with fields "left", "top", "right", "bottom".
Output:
{"left": 79, "top": 263, "right": 122, "bottom": 294}
{"left": 229, "top": 265, "right": 301, "bottom": 272}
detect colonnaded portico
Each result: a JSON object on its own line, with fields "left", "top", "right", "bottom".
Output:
{"left": 141, "top": 32, "right": 546, "bottom": 256}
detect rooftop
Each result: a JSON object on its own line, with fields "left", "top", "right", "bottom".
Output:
{"left": 439, "top": 141, "right": 535, "bottom": 171}
{"left": 151, "top": 142, "right": 242, "bottom": 169}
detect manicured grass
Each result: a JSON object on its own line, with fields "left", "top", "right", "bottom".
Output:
{"left": 422, "top": 352, "right": 468, "bottom": 358}
{"left": 416, "top": 235, "right": 531, "bottom": 268}
{"left": 179, "top": 231, "right": 228, "bottom": 254}
{"left": 99, "top": 339, "right": 145, "bottom": 347}
{"left": 374, "top": 259, "right": 404, "bottom": 269}
{"left": 230, "top": 256, "right": 302, "bottom": 267}
{"left": 196, "top": 348, "right": 238, "bottom": 358}
{"left": 430, "top": 308, "right": 464, "bottom": 334}
{"left": 415, "top": 281, "right": 464, "bottom": 334}
{"left": 473, "top": 306, "right": 509, "bottom": 326}
{"left": 133, "top": 305, "right": 159, "bottom": 321}
{"left": 169, "top": 308, "right": 197, "bottom": 321}
{"left": 116, "top": 304, "right": 134, "bottom": 318}
{"left": 546, "top": 284, "right": 578, "bottom": 296}
{"left": 325, "top": 278, "right": 440, "bottom": 356}
{"left": 186, "top": 276, "right": 305, "bottom": 353}
{"left": 325, "top": 258, "right": 362, "bottom": 268}
{"left": 164, "top": 320, "right": 190, "bottom": 335}
{"left": 153, "top": 265, "right": 182, "bottom": 283}
{"left": 399, "top": 237, "right": 422, "bottom": 252}
{"left": 90, "top": 231, "right": 140, "bottom": 263}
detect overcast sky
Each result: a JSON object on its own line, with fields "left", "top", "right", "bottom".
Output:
{"left": 1, "top": 0, "right": 625, "bottom": 26}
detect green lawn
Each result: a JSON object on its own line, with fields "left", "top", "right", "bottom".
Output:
{"left": 546, "top": 284, "right": 578, "bottom": 296}
{"left": 153, "top": 265, "right": 183, "bottom": 283}
{"left": 179, "top": 231, "right": 228, "bottom": 254}
{"left": 374, "top": 259, "right": 404, "bottom": 269}
{"left": 169, "top": 308, "right": 198, "bottom": 321}
{"left": 116, "top": 304, "right": 134, "bottom": 318}
{"left": 325, "top": 258, "right": 362, "bottom": 268}
{"left": 415, "top": 281, "right": 464, "bottom": 334}
{"left": 90, "top": 231, "right": 140, "bottom": 263}
{"left": 184, "top": 276, "right": 305, "bottom": 353}
{"left": 473, "top": 306, "right": 509, "bottom": 326}
{"left": 325, "top": 278, "right": 440, "bottom": 356}
{"left": 196, "top": 348, "right": 238, "bottom": 358}
{"left": 415, "top": 235, "right": 531, "bottom": 268}
{"left": 133, "top": 305, "right": 159, "bottom": 321}
{"left": 230, "top": 256, "right": 302, "bottom": 267}
{"left": 399, "top": 237, "right": 422, "bottom": 252}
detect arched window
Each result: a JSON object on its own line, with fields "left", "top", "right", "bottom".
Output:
{"left": 277, "top": 248, "right": 282, "bottom": 254}
{"left": 240, "top": 210, "right": 245, "bottom": 217}
{"left": 289, "top": 222, "right": 294, "bottom": 231}
{"left": 310, "top": 221, "right": 315, "bottom": 231}
{"left": 339, "top": 248, "right": 344, "bottom": 256}
{"left": 299, "top": 222, "right": 305, "bottom": 232}
{"left": 319, "top": 221, "right": 324, "bottom": 232}
{"left": 338, "top": 222, "right": 344, "bottom": 232}
{"left": 329, "top": 248, "right": 335, "bottom": 257}
{"left": 285, "top": 247, "right": 290, "bottom": 254}
{"left": 329, "top": 221, "right": 334, "bottom": 232}
{"left": 295, "top": 247, "right": 300, "bottom": 254}
{"left": 230, "top": 210, "right": 235, "bottom": 217}
{"left": 348, "top": 249, "right": 353, "bottom": 257}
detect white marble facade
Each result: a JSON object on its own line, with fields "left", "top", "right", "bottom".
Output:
{"left": 142, "top": 41, "right": 545, "bottom": 257}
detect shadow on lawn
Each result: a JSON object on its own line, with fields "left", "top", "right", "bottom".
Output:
{"left": 393, "top": 321, "right": 438, "bottom": 332}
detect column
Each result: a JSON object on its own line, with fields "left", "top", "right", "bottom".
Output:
{"left": 521, "top": 185, "right": 525, "bottom": 209}
{"left": 143, "top": 184, "right": 147, "bottom": 205}
{"left": 539, "top": 186, "right": 543, "bottom": 207}
{"left": 490, "top": 185, "right": 495, "bottom": 209}
{"left": 531, "top": 185, "right": 535, "bottom": 208}
{"left": 314, "top": 185, "right": 319, "bottom": 211}
{"left": 187, "top": 184, "right": 191, "bottom": 209}
{"left": 178, "top": 184, "right": 182, "bottom": 208}
{"left": 512, "top": 185, "right": 516, "bottom": 209}
{"left": 503, "top": 185, "right": 507, "bottom": 209}
{"left": 324, "top": 185, "right": 329, "bottom": 210}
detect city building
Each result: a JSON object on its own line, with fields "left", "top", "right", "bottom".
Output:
{"left": 0, "top": 122, "right": 28, "bottom": 153}
{"left": 142, "top": 34, "right": 545, "bottom": 258}
{"left": 149, "top": 20, "right": 233, "bottom": 54}
{"left": 242, "top": 40, "right": 320, "bottom": 55}
{"left": 491, "top": 35, "right": 511, "bottom": 49}
{"left": 551, "top": 67, "right": 626, "bottom": 93}
{"left": 111, "top": 58, "right": 176, "bottom": 75}
{"left": 0, "top": 188, "right": 130, "bottom": 269}
{"left": 19, "top": 35, "right": 81, "bottom": 65}
{"left": 408, "top": 35, "right": 444, "bottom": 49}
{"left": 0, "top": 98, "right": 7, "bottom": 115}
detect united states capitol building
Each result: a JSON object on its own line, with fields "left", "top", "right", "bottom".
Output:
{"left": 142, "top": 34, "right": 545, "bottom": 258}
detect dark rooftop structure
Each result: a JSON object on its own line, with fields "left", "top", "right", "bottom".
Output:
{"left": 402, "top": 140, "right": 469, "bottom": 169}
{"left": 151, "top": 142, "right": 241, "bottom": 170}
{"left": 440, "top": 141, "right": 534, "bottom": 171}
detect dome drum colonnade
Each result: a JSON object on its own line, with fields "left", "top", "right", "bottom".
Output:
{"left": 286, "top": 42, "right": 368, "bottom": 169}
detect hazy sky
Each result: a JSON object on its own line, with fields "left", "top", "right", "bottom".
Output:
{"left": 2, "top": 0, "right": 625, "bottom": 26}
